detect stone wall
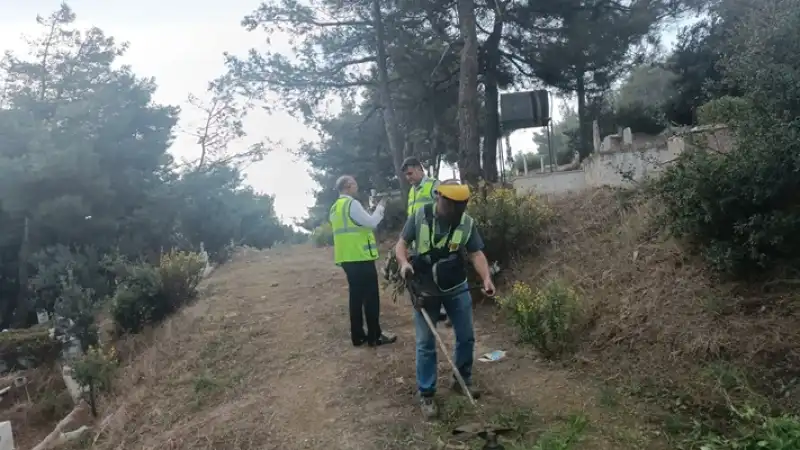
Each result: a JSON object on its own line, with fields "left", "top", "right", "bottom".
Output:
{"left": 511, "top": 124, "right": 732, "bottom": 195}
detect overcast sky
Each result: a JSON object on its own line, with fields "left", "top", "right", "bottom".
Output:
{"left": 2, "top": 1, "right": 686, "bottom": 222}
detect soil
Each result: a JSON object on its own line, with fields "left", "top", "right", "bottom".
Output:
{"left": 84, "top": 244, "right": 668, "bottom": 450}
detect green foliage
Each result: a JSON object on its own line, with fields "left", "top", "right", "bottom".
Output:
{"left": 498, "top": 280, "right": 582, "bottom": 359}
{"left": 158, "top": 250, "right": 206, "bottom": 311}
{"left": 110, "top": 264, "right": 163, "bottom": 334}
{"left": 697, "top": 96, "right": 753, "bottom": 126}
{"left": 70, "top": 345, "right": 118, "bottom": 394}
{"left": 693, "top": 405, "right": 800, "bottom": 450}
{"left": 311, "top": 223, "right": 334, "bottom": 248}
{"left": 653, "top": 0, "right": 800, "bottom": 275}
{"left": 467, "top": 186, "right": 552, "bottom": 263}
{"left": 110, "top": 251, "right": 205, "bottom": 334}
{"left": 53, "top": 274, "right": 99, "bottom": 352}
{"left": 0, "top": 5, "right": 298, "bottom": 328}
{"left": 0, "top": 327, "right": 62, "bottom": 368}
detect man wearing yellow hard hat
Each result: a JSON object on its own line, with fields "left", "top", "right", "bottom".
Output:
{"left": 394, "top": 179, "right": 495, "bottom": 420}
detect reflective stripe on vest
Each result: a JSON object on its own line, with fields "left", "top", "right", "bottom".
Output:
{"left": 329, "top": 197, "right": 378, "bottom": 264}
{"left": 413, "top": 206, "right": 474, "bottom": 256}
{"left": 407, "top": 179, "right": 436, "bottom": 217}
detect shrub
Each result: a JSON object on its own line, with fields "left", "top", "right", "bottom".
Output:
{"left": 0, "top": 327, "right": 62, "bottom": 369}
{"left": 53, "top": 274, "right": 99, "bottom": 352}
{"left": 653, "top": 0, "right": 800, "bottom": 276}
{"left": 467, "top": 185, "right": 553, "bottom": 263}
{"left": 653, "top": 118, "right": 800, "bottom": 275}
{"left": 311, "top": 222, "right": 334, "bottom": 247}
{"left": 697, "top": 96, "right": 753, "bottom": 126}
{"left": 71, "top": 345, "right": 118, "bottom": 394}
{"left": 498, "top": 280, "right": 581, "bottom": 358}
{"left": 110, "top": 251, "right": 206, "bottom": 334}
{"left": 159, "top": 249, "right": 206, "bottom": 311}
{"left": 71, "top": 344, "right": 119, "bottom": 415}
{"left": 110, "top": 264, "right": 163, "bottom": 334}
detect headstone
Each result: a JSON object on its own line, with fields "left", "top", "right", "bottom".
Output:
{"left": 622, "top": 127, "right": 633, "bottom": 147}
{"left": 592, "top": 120, "right": 601, "bottom": 153}
{"left": 36, "top": 310, "right": 49, "bottom": 325}
{"left": 62, "top": 365, "right": 85, "bottom": 404}
{"left": 522, "top": 153, "right": 528, "bottom": 175}
{"left": 0, "top": 421, "right": 14, "bottom": 450}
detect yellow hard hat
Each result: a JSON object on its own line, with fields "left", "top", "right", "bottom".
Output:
{"left": 436, "top": 181, "right": 470, "bottom": 202}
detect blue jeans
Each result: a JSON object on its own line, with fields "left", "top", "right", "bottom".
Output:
{"left": 414, "top": 286, "right": 475, "bottom": 396}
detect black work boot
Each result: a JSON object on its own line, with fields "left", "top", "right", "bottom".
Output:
{"left": 368, "top": 332, "right": 397, "bottom": 347}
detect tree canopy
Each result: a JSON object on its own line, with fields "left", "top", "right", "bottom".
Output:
{"left": 0, "top": 4, "right": 297, "bottom": 328}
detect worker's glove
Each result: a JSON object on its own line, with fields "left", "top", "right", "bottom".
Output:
{"left": 399, "top": 262, "right": 414, "bottom": 279}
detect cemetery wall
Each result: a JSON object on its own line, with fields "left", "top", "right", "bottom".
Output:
{"left": 512, "top": 124, "right": 732, "bottom": 196}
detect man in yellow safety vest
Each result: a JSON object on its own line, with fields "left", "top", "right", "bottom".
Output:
{"left": 403, "top": 156, "right": 438, "bottom": 217}
{"left": 401, "top": 157, "right": 448, "bottom": 323}
{"left": 330, "top": 175, "right": 397, "bottom": 347}
{"left": 394, "top": 180, "right": 496, "bottom": 419}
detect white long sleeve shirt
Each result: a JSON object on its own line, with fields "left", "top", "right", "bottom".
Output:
{"left": 340, "top": 195, "right": 384, "bottom": 229}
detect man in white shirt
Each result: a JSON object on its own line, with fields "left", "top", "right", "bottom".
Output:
{"left": 330, "top": 175, "right": 397, "bottom": 347}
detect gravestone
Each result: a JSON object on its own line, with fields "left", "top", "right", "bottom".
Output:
{"left": 593, "top": 120, "right": 601, "bottom": 153}
{"left": 0, "top": 421, "right": 14, "bottom": 450}
{"left": 622, "top": 127, "right": 633, "bottom": 147}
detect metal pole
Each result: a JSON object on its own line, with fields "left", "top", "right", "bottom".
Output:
{"left": 547, "top": 118, "right": 555, "bottom": 173}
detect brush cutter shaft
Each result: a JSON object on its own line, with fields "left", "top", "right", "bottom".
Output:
{"left": 418, "top": 307, "right": 477, "bottom": 407}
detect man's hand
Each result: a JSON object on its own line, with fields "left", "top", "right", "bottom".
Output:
{"left": 400, "top": 262, "right": 414, "bottom": 279}
{"left": 482, "top": 277, "right": 496, "bottom": 297}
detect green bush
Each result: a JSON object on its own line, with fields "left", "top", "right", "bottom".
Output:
{"left": 0, "top": 327, "right": 62, "bottom": 369}
{"left": 54, "top": 274, "right": 99, "bottom": 352}
{"left": 498, "top": 280, "right": 582, "bottom": 359}
{"left": 110, "top": 264, "right": 163, "bottom": 334}
{"left": 159, "top": 249, "right": 206, "bottom": 311}
{"left": 467, "top": 185, "right": 553, "bottom": 263}
{"left": 653, "top": 0, "right": 800, "bottom": 276}
{"left": 71, "top": 345, "right": 118, "bottom": 394}
{"left": 311, "top": 222, "right": 334, "bottom": 247}
{"left": 110, "top": 250, "right": 206, "bottom": 334}
{"left": 653, "top": 117, "right": 800, "bottom": 274}
{"left": 697, "top": 96, "right": 753, "bottom": 126}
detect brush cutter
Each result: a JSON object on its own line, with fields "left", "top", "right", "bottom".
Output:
{"left": 405, "top": 278, "right": 513, "bottom": 450}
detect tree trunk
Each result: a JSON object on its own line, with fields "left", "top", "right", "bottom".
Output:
{"left": 481, "top": 0, "right": 503, "bottom": 183}
{"left": 456, "top": 0, "right": 482, "bottom": 186}
{"left": 575, "top": 70, "right": 592, "bottom": 160}
{"left": 14, "top": 216, "right": 30, "bottom": 328}
{"left": 371, "top": 0, "right": 408, "bottom": 199}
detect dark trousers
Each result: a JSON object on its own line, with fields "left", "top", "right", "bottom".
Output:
{"left": 341, "top": 261, "right": 382, "bottom": 344}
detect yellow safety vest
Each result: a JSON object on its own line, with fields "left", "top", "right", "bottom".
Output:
{"left": 329, "top": 196, "right": 378, "bottom": 265}
{"left": 407, "top": 179, "right": 436, "bottom": 217}
{"left": 414, "top": 205, "right": 473, "bottom": 256}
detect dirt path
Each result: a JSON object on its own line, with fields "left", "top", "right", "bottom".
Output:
{"left": 97, "top": 246, "right": 667, "bottom": 450}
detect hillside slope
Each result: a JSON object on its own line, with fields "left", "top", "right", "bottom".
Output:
{"left": 525, "top": 188, "right": 800, "bottom": 420}
{"left": 87, "top": 244, "right": 665, "bottom": 450}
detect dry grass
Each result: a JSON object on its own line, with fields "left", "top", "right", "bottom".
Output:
{"left": 13, "top": 188, "right": 791, "bottom": 449}
{"left": 0, "top": 366, "right": 75, "bottom": 449}
{"left": 513, "top": 187, "right": 800, "bottom": 420}
{"left": 53, "top": 239, "right": 666, "bottom": 450}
